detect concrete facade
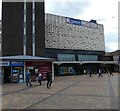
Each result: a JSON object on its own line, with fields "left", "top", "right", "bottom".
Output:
{"left": 2, "top": 2, "right": 45, "bottom": 56}
{"left": 45, "top": 13, "right": 105, "bottom": 51}
{"left": 110, "top": 50, "right": 120, "bottom": 72}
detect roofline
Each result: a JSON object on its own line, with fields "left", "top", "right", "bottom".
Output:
{"left": 1, "top": 59, "right": 54, "bottom": 62}
{"left": 0, "top": 55, "right": 55, "bottom": 61}
{"left": 45, "top": 13, "right": 103, "bottom": 26}
{"left": 53, "top": 61, "right": 119, "bottom": 65}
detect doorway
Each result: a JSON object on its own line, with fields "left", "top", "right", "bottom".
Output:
{"left": 4, "top": 67, "right": 11, "bottom": 83}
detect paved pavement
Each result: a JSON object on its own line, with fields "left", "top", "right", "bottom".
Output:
{"left": 2, "top": 73, "right": 118, "bottom": 109}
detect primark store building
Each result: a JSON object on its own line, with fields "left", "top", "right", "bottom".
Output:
{"left": 45, "top": 13, "right": 117, "bottom": 76}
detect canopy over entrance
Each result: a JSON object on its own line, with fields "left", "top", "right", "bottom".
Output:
{"left": 0, "top": 55, "right": 54, "bottom": 62}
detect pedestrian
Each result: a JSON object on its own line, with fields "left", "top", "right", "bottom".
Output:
{"left": 98, "top": 69, "right": 103, "bottom": 77}
{"left": 26, "top": 70, "right": 32, "bottom": 87}
{"left": 109, "top": 70, "right": 113, "bottom": 76}
{"left": 89, "top": 71, "right": 92, "bottom": 77}
{"left": 37, "top": 71, "right": 42, "bottom": 86}
{"left": 84, "top": 70, "right": 86, "bottom": 74}
{"left": 46, "top": 70, "right": 52, "bottom": 89}
{"left": 106, "top": 69, "right": 109, "bottom": 73}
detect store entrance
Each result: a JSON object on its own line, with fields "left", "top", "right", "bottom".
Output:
{"left": 12, "top": 67, "right": 23, "bottom": 83}
{"left": 59, "top": 66, "right": 75, "bottom": 76}
{"left": 4, "top": 67, "right": 11, "bottom": 83}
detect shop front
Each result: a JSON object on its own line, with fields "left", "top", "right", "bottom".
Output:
{"left": 26, "top": 62, "right": 52, "bottom": 81}
{"left": 10, "top": 62, "right": 24, "bottom": 83}
{"left": 54, "top": 63, "right": 77, "bottom": 76}
{"left": 0, "top": 55, "right": 54, "bottom": 84}
{"left": 54, "top": 60, "right": 119, "bottom": 76}
{"left": 1, "top": 61, "right": 24, "bottom": 83}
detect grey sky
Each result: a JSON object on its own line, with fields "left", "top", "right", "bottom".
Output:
{"left": 45, "top": 1, "right": 91, "bottom": 18}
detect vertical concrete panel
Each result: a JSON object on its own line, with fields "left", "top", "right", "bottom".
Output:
{"left": 2, "top": 2, "right": 24, "bottom": 56}
{"left": 26, "top": 2, "right": 32, "bottom": 55}
{"left": 35, "top": 2, "right": 45, "bottom": 56}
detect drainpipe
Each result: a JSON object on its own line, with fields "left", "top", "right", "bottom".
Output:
{"left": 24, "top": 61, "right": 26, "bottom": 83}
{"left": 52, "top": 62, "right": 54, "bottom": 80}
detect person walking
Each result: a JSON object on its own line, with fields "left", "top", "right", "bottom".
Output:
{"left": 89, "top": 71, "right": 92, "bottom": 77}
{"left": 106, "top": 69, "right": 109, "bottom": 73}
{"left": 46, "top": 70, "right": 52, "bottom": 89}
{"left": 109, "top": 70, "right": 113, "bottom": 76}
{"left": 26, "top": 70, "right": 32, "bottom": 87}
{"left": 98, "top": 69, "right": 103, "bottom": 77}
{"left": 37, "top": 72, "right": 42, "bottom": 86}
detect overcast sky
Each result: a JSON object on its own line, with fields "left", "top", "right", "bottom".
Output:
{"left": 0, "top": 0, "right": 119, "bottom": 52}
{"left": 45, "top": 0, "right": 119, "bottom": 52}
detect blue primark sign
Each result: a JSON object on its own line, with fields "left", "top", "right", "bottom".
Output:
{"left": 0, "top": 61, "right": 24, "bottom": 66}
{"left": 66, "top": 17, "right": 81, "bottom": 25}
{"left": 66, "top": 17, "right": 97, "bottom": 28}
{"left": 9, "top": 61, "right": 24, "bottom": 66}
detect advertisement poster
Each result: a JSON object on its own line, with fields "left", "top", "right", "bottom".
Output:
{"left": 26, "top": 62, "right": 52, "bottom": 80}
{"left": 12, "top": 69, "right": 19, "bottom": 83}
{"left": 39, "top": 62, "right": 51, "bottom": 80}
{"left": 40, "top": 66, "right": 49, "bottom": 80}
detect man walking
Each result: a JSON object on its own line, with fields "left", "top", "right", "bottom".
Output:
{"left": 46, "top": 70, "right": 52, "bottom": 89}
{"left": 26, "top": 70, "right": 32, "bottom": 86}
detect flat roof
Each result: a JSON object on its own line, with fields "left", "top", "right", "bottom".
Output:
{"left": 0, "top": 55, "right": 54, "bottom": 61}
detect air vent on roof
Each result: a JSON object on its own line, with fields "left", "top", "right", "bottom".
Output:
{"left": 90, "top": 19, "right": 97, "bottom": 23}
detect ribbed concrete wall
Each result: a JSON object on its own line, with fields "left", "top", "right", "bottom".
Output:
{"left": 45, "top": 13, "right": 105, "bottom": 51}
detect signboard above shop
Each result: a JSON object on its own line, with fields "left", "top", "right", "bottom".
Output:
{"left": 0, "top": 61, "right": 24, "bottom": 66}
{"left": 66, "top": 17, "right": 98, "bottom": 29}
{"left": 9, "top": 61, "right": 24, "bottom": 66}
{"left": 0, "top": 62, "right": 10, "bottom": 66}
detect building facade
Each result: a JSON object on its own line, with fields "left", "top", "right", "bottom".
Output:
{"left": 0, "top": 20, "right": 1, "bottom": 55}
{"left": 1, "top": 1, "right": 118, "bottom": 81}
{"left": 110, "top": 50, "right": 120, "bottom": 72}
{"left": 1, "top": 1, "right": 53, "bottom": 83}
{"left": 45, "top": 13, "right": 107, "bottom": 75}
{"left": 2, "top": 1, "right": 45, "bottom": 56}
{"left": 45, "top": 13, "right": 105, "bottom": 52}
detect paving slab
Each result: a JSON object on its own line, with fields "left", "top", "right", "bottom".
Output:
{"left": 2, "top": 73, "right": 119, "bottom": 109}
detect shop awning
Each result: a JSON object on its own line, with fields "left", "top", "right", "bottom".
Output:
{"left": 53, "top": 61, "right": 119, "bottom": 65}
{"left": 0, "top": 55, "right": 55, "bottom": 61}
